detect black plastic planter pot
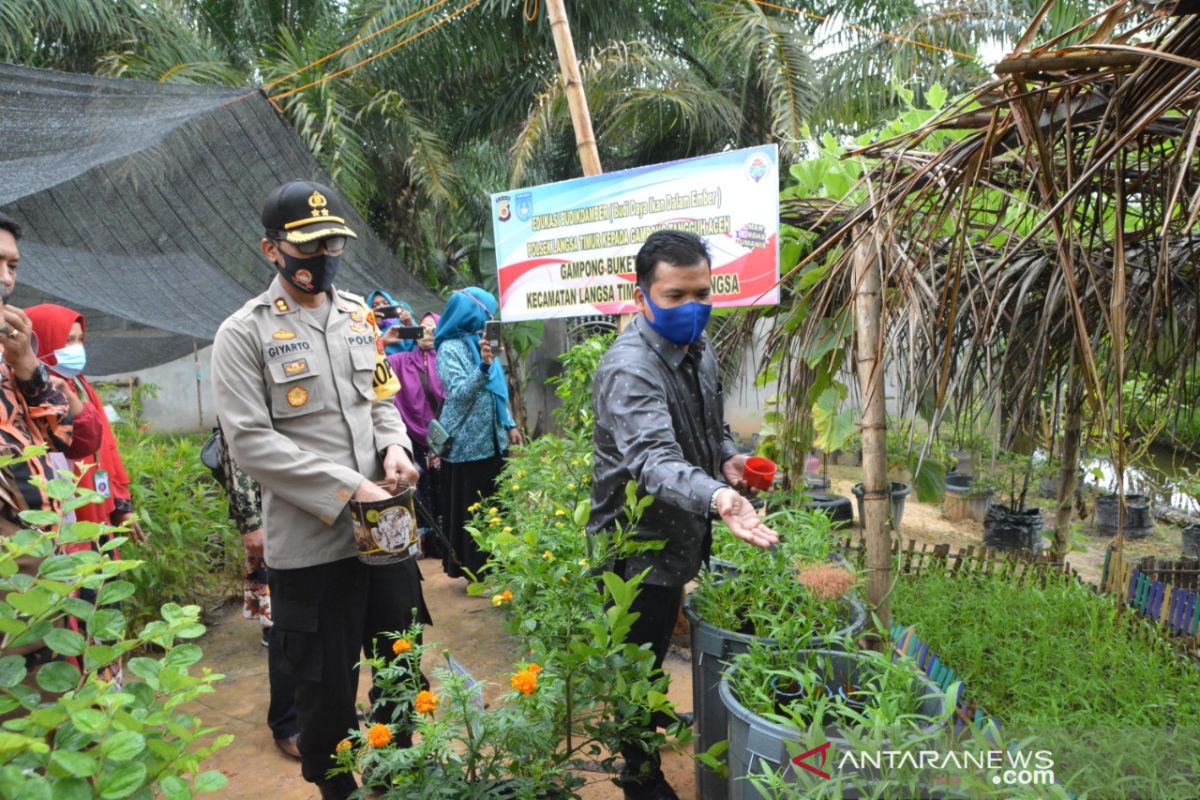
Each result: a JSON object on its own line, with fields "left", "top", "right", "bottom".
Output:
{"left": 1183, "top": 524, "right": 1200, "bottom": 559}
{"left": 851, "top": 482, "right": 911, "bottom": 530}
{"left": 684, "top": 593, "right": 867, "bottom": 800}
{"left": 1095, "top": 494, "right": 1154, "bottom": 539}
{"left": 719, "top": 651, "right": 948, "bottom": 800}
{"left": 805, "top": 492, "right": 854, "bottom": 527}
{"left": 982, "top": 505, "right": 1043, "bottom": 552}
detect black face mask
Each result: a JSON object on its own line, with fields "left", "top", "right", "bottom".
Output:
{"left": 275, "top": 250, "right": 341, "bottom": 294}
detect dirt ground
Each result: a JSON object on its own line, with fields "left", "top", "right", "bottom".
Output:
{"left": 190, "top": 473, "right": 1192, "bottom": 798}
{"left": 188, "top": 559, "right": 694, "bottom": 800}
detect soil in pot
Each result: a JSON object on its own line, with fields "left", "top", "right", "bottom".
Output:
{"left": 983, "top": 505, "right": 1043, "bottom": 552}
{"left": 851, "top": 482, "right": 912, "bottom": 530}
{"left": 1094, "top": 493, "right": 1154, "bottom": 539}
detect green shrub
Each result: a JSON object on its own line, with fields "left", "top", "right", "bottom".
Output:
{"left": 0, "top": 449, "right": 229, "bottom": 798}
{"left": 113, "top": 425, "right": 241, "bottom": 633}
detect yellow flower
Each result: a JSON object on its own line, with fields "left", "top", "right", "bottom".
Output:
{"left": 511, "top": 669, "right": 538, "bottom": 697}
{"left": 492, "top": 594, "right": 504, "bottom": 606}
{"left": 566, "top": 482, "right": 576, "bottom": 490}
{"left": 392, "top": 638, "right": 412, "bottom": 656}
{"left": 554, "top": 509, "right": 566, "bottom": 517}
{"left": 489, "top": 517, "right": 501, "bottom": 526}
{"left": 336, "top": 739, "right": 352, "bottom": 754}
{"left": 578, "top": 558, "right": 590, "bottom": 568}
{"left": 488, "top": 507, "right": 499, "bottom": 515}
{"left": 502, "top": 526, "right": 513, "bottom": 534}
{"left": 367, "top": 723, "right": 392, "bottom": 748}
{"left": 518, "top": 470, "right": 526, "bottom": 478}
{"left": 415, "top": 690, "right": 439, "bottom": 715}
{"left": 512, "top": 483, "right": 521, "bottom": 491}
{"left": 467, "top": 502, "right": 481, "bottom": 513}
{"left": 542, "top": 550, "right": 555, "bottom": 561}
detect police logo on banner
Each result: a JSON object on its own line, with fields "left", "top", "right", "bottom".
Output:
{"left": 496, "top": 196, "right": 512, "bottom": 223}
{"left": 515, "top": 192, "right": 533, "bottom": 222}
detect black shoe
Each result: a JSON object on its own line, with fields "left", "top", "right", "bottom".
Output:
{"left": 260, "top": 627, "right": 270, "bottom": 648}
{"left": 616, "top": 772, "right": 680, "bottom": 800}
{"left": 317, "top": 775, "right": 357, "bottom": 800}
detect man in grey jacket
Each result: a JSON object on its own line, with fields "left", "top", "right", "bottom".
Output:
{"left": 212, "top": 181, "right": 428, "bottom": 799}
{"left": 590, "top": 230, "right": 778, "bottom": 799}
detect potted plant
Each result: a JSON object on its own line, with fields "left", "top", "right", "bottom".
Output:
{"left": 686, "top": 508, "right": 866, "bottom": 800}
{"left": 719, "top": 625, "right": 949, "bottom": 800}
{"left": 942, "top": 472, "right": 998, "bottom": 524}
{"left": 982, "top": 452, "right": 1048, "bottom": 552}
{"left": 1181, "top": 470, "right": 1200, "bottom": 557}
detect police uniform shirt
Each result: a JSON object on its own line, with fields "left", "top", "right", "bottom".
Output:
{"left": 211, "top": 276, "right": 412, "bottom": 570}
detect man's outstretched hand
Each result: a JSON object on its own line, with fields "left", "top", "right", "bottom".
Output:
{"left": 714, "top": 487, "right": 778, "bottom": 548}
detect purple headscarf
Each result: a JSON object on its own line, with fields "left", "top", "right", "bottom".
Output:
{"left": 388, "top": 312, "right": 444, "bottom": 448}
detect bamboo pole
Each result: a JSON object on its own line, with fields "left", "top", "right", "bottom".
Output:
{"left": 852, "top": 230, "right": 890, "bottom": 648}
{"left": 544, "top": 0, "right": 632, "bottom": 333}
{"left": 545, "top": 0, "right": 602, "bottom": 178}
{"left": 1054, "top": 377, "right": 1084, "bottom": 560}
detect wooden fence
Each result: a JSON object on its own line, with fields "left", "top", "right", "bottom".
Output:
{"left": 1102, "top": 547, "right": 1200, "bottom": 639}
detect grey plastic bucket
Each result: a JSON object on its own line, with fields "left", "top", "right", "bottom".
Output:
{"left": 684, "top": 592, "right": 867, "bottom": 800}
{"left": 719, "top": 651, "right": 947, "bottom": 800}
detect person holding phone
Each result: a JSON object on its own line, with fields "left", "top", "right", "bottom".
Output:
{"left": 433, "top": 287, "right": 521, "bottom": 582}
{"left": 366, "top": 289, "right": 416, "bottom": 355}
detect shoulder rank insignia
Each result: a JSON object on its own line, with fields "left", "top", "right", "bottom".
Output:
{"left": 272, "top": 329, "right": 296, "bottom": 340}
{"left": 286, "top": 386, "right": 309, "bottom": 408}
{"left": 274, "top": 297, "right": 291, "bottom": 313}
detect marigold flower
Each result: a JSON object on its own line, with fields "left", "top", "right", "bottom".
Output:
{"left": 566, "top": 482, "right": 576, "bottom": 490}
{"left": 554, "top": 509, "right": 566, "bottom": 517}
{"left": 501, "top": 589, "right": 513, "bottom": 602}
{"left": 392, "top": 638, "right": 412, "bottom": 656}
{"left": 492, "top": 594, "right": 504, "bottom": 606}
{"left": 367, "top": 723, "right": 392, "bottom": 748}
{"left": 512, "top": 483, "right": 521, "bottom": 491}
{"left": 542, "top": 550, "right": 555, "bottom": 561}
{"left": 502, "top": 526, "right": 513, "bottom": 534}
{"left": 415, "top": 690, "right": 439, "bottom": 715}
{"left": 511, "top": 669, "right": 538, "bottom": 696}
{"left": 336, "top": 738, "right": 353, "bottom": 753}
{"left": 578, "top": 558, "right": 590, "bottom": 568}
{"left": 527, "top": 663, "right": 542, "bottom": 674}
{"left": 489, "top": 517, "right": 501, "bottom": 526}
{"left": 467, "top": 502, "right": 481, "bottom": 513}
{"left": 488, "top": 507, "right": 499, "bottom": 515}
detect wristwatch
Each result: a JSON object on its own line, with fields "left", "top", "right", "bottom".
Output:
{"left": 709, "top": 487, "right": 728, "bottom": 516}
{"left": 17, "top": 363, "right": 50, "bottom": 398}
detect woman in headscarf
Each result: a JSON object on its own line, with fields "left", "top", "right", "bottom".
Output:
{"left": 366, "top": 288, "right": 415, "bottom": 355}
{"left": 387, "top": 311, "right": 446, "bottom": 559}
{"left": 434, "top": 288, "right": 521, "bottom": 580}
{"left": 26, "top": 305, "right": 140, "bottom": 540}
{"left": 26, "top": 303, "right": 143, "bottom": 686}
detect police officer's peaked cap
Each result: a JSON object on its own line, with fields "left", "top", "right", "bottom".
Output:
{"left": 262, "top": 181, "right": 358, "bottom": 244}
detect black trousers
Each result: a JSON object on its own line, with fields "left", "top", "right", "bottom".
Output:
{"left": 269, "top": 556, "right": 431, "bottom": 785}
{"left": 266, "top": 623, "right": 299, "bottom": 739}
{"left": 617, "top": 579, "right": 685, "bottom": 782}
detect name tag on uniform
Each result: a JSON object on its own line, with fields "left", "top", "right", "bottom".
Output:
{"left": 94, "top": 469, "right": 112, "bottom": 498}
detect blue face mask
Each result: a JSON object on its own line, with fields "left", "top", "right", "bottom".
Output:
{"left": 51, "top": 344, "right": 86, "bottom": 378}
{"left": 641, "top": 291, "right": 713, "bottom": 346}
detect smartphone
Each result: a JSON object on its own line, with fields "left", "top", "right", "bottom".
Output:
{"left": 388, "top": 325, "right": 425, "bottom": 340}
{"left": 484, "top": 320, "right": 502, "bottom": 351}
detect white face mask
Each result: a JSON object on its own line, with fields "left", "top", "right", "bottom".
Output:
{"left": 51, "top": 343, "right": 86, "bottom": 378}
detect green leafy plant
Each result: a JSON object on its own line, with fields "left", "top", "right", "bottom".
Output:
{"left": 550, "top": 334, "right": 613, "bottom": 433}
{"left": 691, "top": 508, "right": 858, "bottom": 640}
{"left": 111, "top": 420, "right": 242, "bottom": 633}
{"left": 0, "top": 449, "right": 229, "bottom": 798}
{"left": 891, "top": 568, "right": 1200, "bottom": 797}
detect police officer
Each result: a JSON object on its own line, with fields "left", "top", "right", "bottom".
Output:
{"left": 211, "top": 181, "right": 430, "bottom": 799}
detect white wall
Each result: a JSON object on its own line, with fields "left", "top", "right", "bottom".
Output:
{"left": 94, "top": 345, "right": 215, "bottom": 433}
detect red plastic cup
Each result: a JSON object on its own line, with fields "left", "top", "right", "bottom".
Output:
{"left": 744, "top": 456, "right": 777, "bottom": 491}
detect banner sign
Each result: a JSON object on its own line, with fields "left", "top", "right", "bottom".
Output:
{"left": 490, "top": 145, "right": 780, "bottom": 321}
